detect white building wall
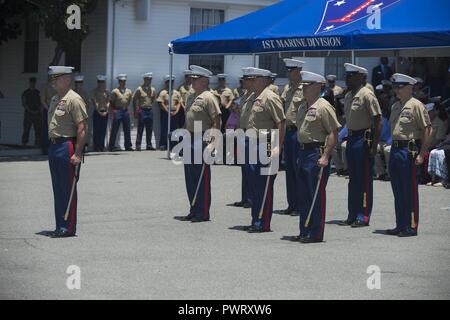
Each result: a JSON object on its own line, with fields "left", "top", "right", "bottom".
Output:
{"left": 0, "top": 1, "right": 107, "bottom": 145}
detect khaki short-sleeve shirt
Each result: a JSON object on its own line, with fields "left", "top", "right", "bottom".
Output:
{"left": 281, "top": 83, "right": 304, "bottom": 127}
{"left": 297, "top": 98, "right": 341, "bottom": 143}
{"left": 185, "top": 90, "right": 221, "bottom": 132}
{"left": 344, "top": 86, "right": 381, "bottom": 130}
{"left": 246, "top": 87, "right": 285, "bottom": 130}
{"left": 157, "top": 89, "right": 182, "bottom": 111}
{"left": 390, "top": 97, "right": 431, "bottom": 141}
{"left": 134, "top": 86, "right": 156, "bottom": 108}
{"left": 91, "top": 88, "right": 110, "bottom": 112}
{"left": 48, "top": 90, "right": 88, "bottom": 138}
{"left": 111, "top": 88, "right": 133, "bottom": 110}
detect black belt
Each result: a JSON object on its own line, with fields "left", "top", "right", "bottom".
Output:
{"left": 50, "top": 137, "right": 76, "bottom": 144}
{"left": 299, "top": 142, "right": 325, "bottom": 150}
{"left": 392, "top": 140, "right": 421, "bottom": 148}
{"left": 98, "top": 109, "right": 106, "bottom": 113}
{"left": 140, "top": 107, "right": 152, "bottom": 110}
{"left": 348, "top": 129, "right": 369, "bottom": 136}
{"left": 286, "top": 125, "right": 297, "bottom": 131}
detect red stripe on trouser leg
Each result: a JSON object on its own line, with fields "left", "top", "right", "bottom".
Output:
{"left": 411, "top": 162, "right": 419, "bottom": 231}
{"left": 203, "top": 165, "right": 209, "bottom": 220}
{"left": 67, "top": 141, "right": 76, "bottom": 233}
{"left": 263, "top": 177, "right": 272, "bottom": 231}
{"left": 364, "top": 156, "right": 369, "bottom": 219}
{"left": 317, "top": 172, "right": 326, "bottom": 241}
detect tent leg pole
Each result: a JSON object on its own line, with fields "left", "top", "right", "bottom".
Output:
{"left": 351, "top": 50, "right": 355, "bottom": 64}
{"left": 252, "top": 54, "right": 256, "bottom": 67}
{"left": 167, "top": 47, "right": 174, "bottom": 160}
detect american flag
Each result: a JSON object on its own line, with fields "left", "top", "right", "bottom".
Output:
{"left": 315, "top": 0, "right": 400, "bottom": 34}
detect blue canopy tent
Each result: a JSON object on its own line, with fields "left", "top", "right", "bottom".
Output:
{"left": 164, "top": 0, "right": 450, "bottom": 158}
{"left": 172, "top": 0, "right": 450, "bottom": 54}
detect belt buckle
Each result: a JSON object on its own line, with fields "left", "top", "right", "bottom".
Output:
{"left": 299, "top": 143, "right": 305, "bottom": 150}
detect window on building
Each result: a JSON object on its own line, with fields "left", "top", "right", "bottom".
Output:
{"left": 259, "top": 53, "right": 287, "bottom": 78}
{"left": 23, "top": 19, "right": 39, "bottom": 73}
{"left": 325, "top": 57, "right": 351, "bottom": 80}
{"left": 189, "top": 8, "right": 225, "bottom": 74}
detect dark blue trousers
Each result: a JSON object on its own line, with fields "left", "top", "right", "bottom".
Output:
{"left": 239, "top": 136, "right": 252, "bottom": 205}
{"left": 246, "top": 143, "right": 277, "bottom": 231}
{"left": 389, "top": 146, "right": 420, "bottom": 233}
{"left": 184, "top": 138, "right": 211, "bottom": 220}
{"left": 284, "top": 128, "right": 301, "bottom": 212}
{"left": 160, "top": 110, "right": 180, "bottom": 150}
{"left": 109, "top": 109, "right": 132, "bottom": 151}
{"left": 346, "top": 134, "right": 374, "bottom": 223}
{"left": 41, "top": 109, "right": 49, "bottom": 151}
{"left": 296, "top": 148, "right": 330, "bottom": 241}
{"left": 93, "top": 111, "right": 108, "bottom": 151}
{"left": 48, "top": 140, "right": 78, "bottom": 234}
{"left": 136, "top": 108, "right": 154, "bottom": 149}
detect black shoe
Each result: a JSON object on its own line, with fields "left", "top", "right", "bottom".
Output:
{"left": 111, "top": 147, "right": 122, "bottom": 152}
{"left": 146, "top": 146, "right": 156, "bottom": 151}
{"left": 179, "top": 214, "right": 194, "bottom": 221}
{"left": 125, "top": 148, "right": 134, "bottom": 151}
{"left": 159, "top": 146, "right": 167, "bottom": 151}
{"left": 299, "top": 236, "right": 322, "bottom": 244}
{"left": 398, "top": 231, "right": 417, "bottom": 237}
{"left": 135, "top": 147, "right": 141, "bottom": 151}
{"left": 287, "top": 235, "right": 303, "bottom": 242}
{"left": 398, "top": 227, "right": 417, "bottom": 237}
{"left": 232, "top": 201, "right": 244, "bottom": 207}
{"left": 290, "top": 211, "right": 300, "bottom": 216}
{"left": 351, "top": 220, "right": 370, "bottom": 228}
{"left": 386, "top": 228, "right": 401, "bottom": 235}
{"left": 190, "top": 217, "right": 210, "bottom": 223}
{"left": 280, "top": 208, "right": 294, "bottom": 215}
{"left": 247, "top": 225, "right": 270, "bottom": 233}
{"left": 243, "top": 202, "right": 252, "bottom": 208}
{"left": 242, "top": 225, "right": 253, "bottom": 231}
{"left": 337, "top": 219, "right": 354, "bottom": 226}
{"left": 51, "top": 229, "right": 75, "bottom": 238}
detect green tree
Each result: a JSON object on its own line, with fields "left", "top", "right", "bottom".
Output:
{"left": 0, "top": 0, "right": 98, "bottom": 65}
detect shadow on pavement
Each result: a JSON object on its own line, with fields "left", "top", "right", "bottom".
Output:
{"left": 0, "top": 155, "right": 48, "bottom": 163}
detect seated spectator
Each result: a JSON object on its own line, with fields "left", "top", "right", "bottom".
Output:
{"left": 428, "top": 133, "right": 450, "bottom": 188}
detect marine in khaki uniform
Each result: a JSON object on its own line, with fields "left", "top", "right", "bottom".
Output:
{"left": 91, "top": 75, "right": 110, "bottom": 152}
{"left": 214, "top": 74, "right": 235, "bottom": 132}
{"left": 268, "top": 73, "right": 280, "bottom": 96}
{"left": 386, "top": 74, "right": 432, "bottom": 237}
{"left": 243, "top": 67, "right": 286, "bottom": 233}
{"left": 179, "top": 70, "right": 195, "bottom": 106}
{"left": 109, "top": 74, "right": 134, "bottom": 151}
{"left": 41, "top": 78, "right": 57, "bottom": 154}
{"left": 73, "top": 76, "right": 89, "bottom": 105}
{"left": 339, "top": 63, "right": 382, "bottom": 228}
{"left": 232, "top": 69, "right": 256, "bottom": 208}
{"left": 326, "top": 75, "right": 344, "bottom": 96}
{"left": 180, "top": 65, "right": 221, "bottom": 223}
{"left": 46, "top": 66, "right": 88, "bottom": 238}
{"left": 280, "top": 58, "right": 305, "bottom": 216}
{"left": 292, "top": 71, "right": 340, "bottom": 243}
{"left": 21, "top": 77, "right": 42, "bottom": 147}
{"left": 133, "top": 73, "right": 156, "bottom": 151}
{"left": 233, "top": 77, "right": 246, "bottom": 98}
{"left": 157, "top": 75, "right": 182, "bottom": 151}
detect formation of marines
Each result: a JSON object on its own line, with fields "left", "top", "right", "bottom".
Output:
{"left": 44, "top": 61, "right": 432, "bottom": 241}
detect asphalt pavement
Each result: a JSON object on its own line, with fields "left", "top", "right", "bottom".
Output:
{"left": 0, "top": 150, "right": 449, "bottom": 299}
